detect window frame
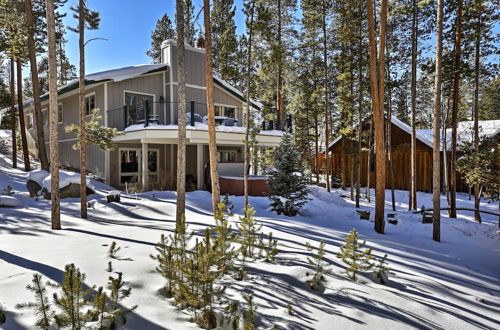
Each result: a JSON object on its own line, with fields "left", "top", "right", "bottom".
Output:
{"left": 118, "top": 147, "right": 160, "bottom": 186}
{"left": 85, "top": 92, "right": 96, "bottom": 117}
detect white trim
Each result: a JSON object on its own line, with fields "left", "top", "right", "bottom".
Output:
{"left": 104, "top": 82, "right": 110, "bottom": 185}
{"left": 162, "top": 72, "right": 167, "bottom": 122}
{"left": 123, "top": 90, "right": 157, "bottom": 116}
{"left": 168, "top": 82, "right": 207, "bottom": 90}
{"left": 168, "top": 45, "right": 174, "bottom": 124}
{"left": 196, "top": 144, "right": 204, "bottom": 190}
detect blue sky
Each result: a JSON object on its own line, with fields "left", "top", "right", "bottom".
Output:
{"left": 60, "top": 0, "right": 247, "bottom": 75}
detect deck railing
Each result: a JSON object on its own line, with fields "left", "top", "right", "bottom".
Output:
{"left": 106, "top": 101, "right": 292, "bottom": 132}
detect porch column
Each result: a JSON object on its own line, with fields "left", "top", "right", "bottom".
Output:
{"left": 197, "top": 143, "right": 204, "bottom": 190}
{"left": 142, "top": 142, "right": 148, "bottom": 190}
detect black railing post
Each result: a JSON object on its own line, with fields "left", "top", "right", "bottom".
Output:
{"left": 287, "top": 114, "right": 292, "bottom": 133}
{"left": 262, "top": 120, "right": 266, "bottom": 131}
{"left": 190, "top": 101, "right": 195, "bottom": 126}
{"left": 123, "top": 105, "right": 127, "bottom": 129}
{"left": 269, "top": 120, "right": 274, "bottom": 130}
{"left": 144, "top": 100, "right": 149, "bottom": 127}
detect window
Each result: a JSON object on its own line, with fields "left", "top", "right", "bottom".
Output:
{"left": 215, "top": 105, "right": 236, "bottom": 118}
{"left": 217, "top": 150, "right": 237, "bottom": 162}
{"left": 124, "top": 92, "right": 154, "bottom": 126}
{"left": 58, "top": 104, "right": 63, "bottom": 123}
{"left": 85, "top": 94, "right": 96, "bottom": 116}
{"left": 119, "top": 149, "right": 159, "bottom": 185}
{"left": 26, "top": 113, "right": 33, "bottom": 129}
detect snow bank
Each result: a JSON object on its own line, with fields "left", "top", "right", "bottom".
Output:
{"left": 0, "top": 195, "right": 20, "bottom": 207}
{"left": 27, "top": 169, "right": 49, "bottom": 185}
{"left": 41, "top": 171, "right": 93, "bottom": 192}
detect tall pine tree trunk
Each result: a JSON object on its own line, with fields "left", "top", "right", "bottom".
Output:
{"left": 322, "top": 0, "right": 330, "bottom": 192}
{"left": 276, "top": 0, "right": 284, "bottom": 130}
{"left": 204, "top": 0, "right": 221, "bottom": 213}
{"left": 432, "top": 0, "right": 444, "bottom": 242}
{"left": 24, "top": 0, "right": 49, "bottom": 171}
{"left": 366, "top": 115, "right": 373, "bottom": 202}
{"left": 355, "top": 17, "right": 363, "bottom": 209}
{"left": 409, "top": 0, "right": 418, "bottom": 211}
{"left": 243, "top": 0, "right": 255, "bottom": 209}
{"left": 386, "top": 38, "right": 395, "bottom": 211}
{"left": 78, "top": 0, "right": 87, "bottom": 219}
{"left": 472, "top": 11, "right": 481, "bottom": 223}
{"left": 175, "top": 0, "right": 187, "bottom": 226}
{"left": 449, "top": 0, "right": 463, "bottom": 219}
{"left": 16, "top": 59, "right": 31, "bottom": 172}
{"left": 46, "top": 0, "right": 61, "bottom": 230}
{"left": 367, "top": 0, "right": 388, "bottom": 234}
{"left": 10, "top": 58, "right": 17, "bottom": 169}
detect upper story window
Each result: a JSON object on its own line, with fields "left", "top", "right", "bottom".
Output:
{"left": 214, "top": 105, "right": 235, "bottom": 119}
{"left": 85, "top": 94, "right": 96, "bottom": 116}
{"left": 124, "top": 92, "right": 154, "bottom": 126}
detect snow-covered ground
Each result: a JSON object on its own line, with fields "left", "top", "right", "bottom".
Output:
{"left": 0, "top": 152, "right": 499, "bottom": 330}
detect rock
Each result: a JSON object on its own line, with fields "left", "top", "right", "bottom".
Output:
{"left": 388, "top": 219, "right": 398, "bottom": 225}
{"left": 26, "top": 179, "right": 42, "bottom": 197}
{"left": 422, "top": 214, "right": 433, "bottom": 224}
{"left": 356, "top": 210, "right": 370, "bottom": 220}
{"left": 0, "top": 196, "right": 20, "bottom": 208}
{"left": 42, "top": 183, "right": 95, "bottom": 200}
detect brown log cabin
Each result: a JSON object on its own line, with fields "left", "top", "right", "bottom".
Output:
{"left": 323, "top": 117, "right": 500, "bottom": 193}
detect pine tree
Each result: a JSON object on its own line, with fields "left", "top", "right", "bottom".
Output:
{"left": 305, "top": 240, "right": 330, "bottom": 290}
{"left": 375, "top": 254, "right": 390, "bottom": 284}
{"left": 51, "top": 264, "right": 93, "bottom": 329}
{"left": 211, "top": 0, "right": 240, "bottom": 86}
{"left": 267, "top": 133, "right": 310, "bottom": 216}
{"left": 107, "top": 241, "right": 121, "bottom": 259}
{"left": 237, "top": 206, "right": 262, "bottom": 259}
{"left": 65, "top": 108, "right": 123, "bottom": 151}
{"left": 146, "top": 14, "right": 175, "bottom": 63}
{"left": 183, "top": 0, "right": 197, "bottom": 46}
{"left": 151, "top": 234, "right": 177, "bottom": 297}
{"left": 16, "top": 273, "right": 54, "bottom": 330}
{"left": 242, "top": 294, "right": 257, "bottom": 330}
{"left": 337, "top": 229, "right": 374, "bottom": 281}
{"left": 213, "top": 200, "right": 237, "bottom": 271}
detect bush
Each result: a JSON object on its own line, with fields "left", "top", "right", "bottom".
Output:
{"left": 337, "top": 229, "right": 374, "bottom": 281}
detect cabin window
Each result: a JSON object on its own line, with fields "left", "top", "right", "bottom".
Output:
{"left": 214, "top": 105, "right": 236, "bottom": 118}
{"left": 58, "top": 104, "right": 63, "bottom": 123}
{"left": 119, "top": 148, "right": 159, "bottom": 185}
{"left": 217, "top": 150, "right": 237, "bottom": 162}
{"left": 85, "top": 94, "right": 96, "bottom": 116}
{"left": 124, "top": 92, "right": 154, "bottom": 126}
{"left": 26, "top": 114, "right": 33, "bottom": 129}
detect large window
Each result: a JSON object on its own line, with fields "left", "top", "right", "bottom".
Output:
{"left": 85, "top": 94, "right": 96, "bottom": 116}
{"left": 119, "top": 148, "right": 159, "bottom": 185}
{"left": 124, "top": 92, "right": 154, "bottom": 126}
{"left": 214, "top": 105, "right": 236, "bottom": 118}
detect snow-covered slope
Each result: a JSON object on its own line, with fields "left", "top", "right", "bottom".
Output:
{"left": 0, "top": 153, "right": 498, "bottom": 330}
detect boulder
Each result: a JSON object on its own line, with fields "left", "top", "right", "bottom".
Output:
{"left": 26, "top": 179, "right": 42, "bottom": 197}
{"left": 42, "top": 183, "right": 95, "bottom": 200}
{"left": 0, "top": 196, "right": 20, "bottom": 208}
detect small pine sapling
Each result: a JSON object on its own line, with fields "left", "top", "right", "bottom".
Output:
{"left": 287, "top": 304, "right": 294, "bottom": 316}
{"left": 263, "top": 232, "right": 278, "bottom": 263}
{"left": 237, "top": 206, "right": 262, "bottom": 260}
{"left": 150, "top": 234, "right": 177, "bottom": 297}
{"left": 375, "top": 254, "right": 390, "bottom": 284}
{"left": 87, "top": 286, "right": 107, "bottom": 326}
{"left": 108, "top": 241, "right": 121, "bottom": 259}
{"left": 305, "top": 240, "right": 331, "bottom": 290}
{"left": 225, "top": 300, "right": 241, "bottom": 330}
{"left": 243, "top": 294, "right": 257, "bottom": 330}
{"left": 16, "top": 273, "right": 54, "bottom": 330}
{"left": 107, "top": 272, "right": 135, "bottom": 327}
{"left": 222, "top": 194, "right": 234, "bottom": 216}
{"left": 52, "top": 264, "right": 93, "bottom": 329}
{"left": 337, "top": 229, "right": 374, "bottom": 281}
{"left": 106, "top": 261, "right": 113, "bottom": 273}
{"left": 213, "top": 201, "right": 237, "bottom": 272}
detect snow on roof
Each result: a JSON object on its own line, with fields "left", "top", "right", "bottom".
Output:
{"left": 1, "top": 64, "right": 168, "bottom": 112}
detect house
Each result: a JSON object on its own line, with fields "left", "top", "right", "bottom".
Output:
{"left": 19, "top": 40, "right": 284, "bottom": 192}
{"left": 326, "top": 116, "right": 499, "bottom": 192}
